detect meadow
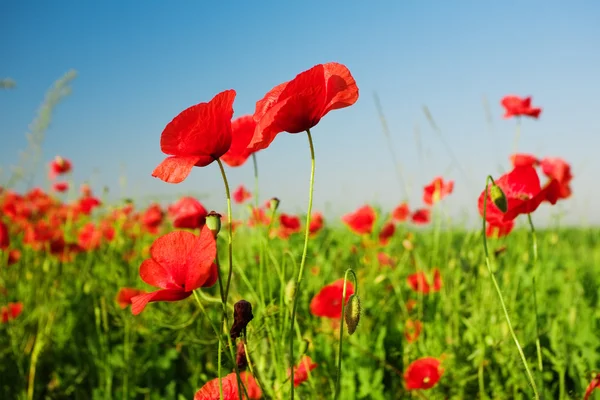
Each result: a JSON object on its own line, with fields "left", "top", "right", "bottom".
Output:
{"left": 1, "top": 63, "right": 599, "bottom": 400}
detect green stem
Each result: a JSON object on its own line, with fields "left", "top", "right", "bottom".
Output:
{"left": 289, "top": 129, "right": 316, "bottom": 399}
{"left": 252, "top": 153, "right": 259, "bottom": 211}
{"left": 527, "top": 214, "right": 544, "bottom": 378}
{"left": 216, "top": 158, "right": 234, "bottom": 303}
{"left": 334, "top": 269, "right": 358, "bottom": 400}
{"left": 482, "top": 176, "right": 539, "bottom": 399}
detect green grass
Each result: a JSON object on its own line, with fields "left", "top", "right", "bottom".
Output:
{"left": 1, "top": 207, "right": 599, "bottom": 399}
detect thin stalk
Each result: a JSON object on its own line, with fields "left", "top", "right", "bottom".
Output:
{"left": 193, "top": 291, "right": 226, "bottom": 400}
{"left": 252, "top": 153, "right": 259, "bottom": 211}
{"left": 482, "top": 176, "right": 539, "bottom": 399}
{"left": 216, "top": 158, "right": 234, "bottom": 302}
{"left": 527, "top": 214, "right": 544, "bottom": 377}
{"left": 334, "top": 269, "right": 358, "bottom": 400}
{"left": 289, "top": 129, "right": 316, "bottom": 399}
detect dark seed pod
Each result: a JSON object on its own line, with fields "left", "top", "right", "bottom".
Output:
{"left": 230, "top": 300, "right": 254, "bottom": 340}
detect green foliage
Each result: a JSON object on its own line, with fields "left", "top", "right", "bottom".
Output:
{"left": 1, "top": 218, "right": 599, "bottom": 399}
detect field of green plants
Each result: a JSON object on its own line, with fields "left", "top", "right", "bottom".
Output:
{"left": 1, "top": 64, "right": 599, "bottom": 400}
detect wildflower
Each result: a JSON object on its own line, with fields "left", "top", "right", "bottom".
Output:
{"left": 310, "top": 279, "right": 354, "bottom": 319}
{"left": 131, "top": 226, "right": 218, "bottom": 315}
{"left": 423, "top": 177, "right": 454, "bottom": 206}
{"left": 501, "top": 95, "right": 542, "bottom": 119}
{"left": 152, "top": 90, "right": 236, "bottom": 183}
{"left": 250, "top": 62, "right": 358, "bottom": 151}
{"left": 342, "top": 205, "right": 375, "bottom": 235}
{"left": 404, "top": 357, "right": 444, "bottom": 390}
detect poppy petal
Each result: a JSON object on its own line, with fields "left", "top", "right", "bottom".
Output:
{"left": 160, "top": 90, "right": 235, "bottom": 159}
{"left": 152, "top": 156, "right": 203, "bottom": 184}
{"left": 322, "top": 62, "right": 359, "bottom": 113}
{"left": 131, "top": 289, "right": 191, "bottom": 315}
{"left": 184, "top": 226, "right": 218, "bottom": 291}
{"left": 139, "top": 258, "right": 179, "bottom": 290}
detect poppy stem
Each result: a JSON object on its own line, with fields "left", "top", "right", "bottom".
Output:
{"left": 216, "top": 158, "right": 234, "bottom": 304}
{"left": 527, "top": 214, "right": 544, "bottom": 380}
{"left": 252, "top": 153, "right": 259, "bottom": 211}
{"left": 482, "top": 176, "right": 539, "bottom": 400}
{"left": 289, "top": 128, "right": 316, "bottom": 400}
{"left": 334, "top": 269, "right": 358, "bottom": 400}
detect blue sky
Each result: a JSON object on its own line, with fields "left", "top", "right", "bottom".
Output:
{"left": 1, "top": 1, "right": 599, "bottom": 226}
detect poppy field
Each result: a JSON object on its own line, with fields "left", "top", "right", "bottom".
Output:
{"left": 1, "top": 62, "right": 599, "bottom": 400}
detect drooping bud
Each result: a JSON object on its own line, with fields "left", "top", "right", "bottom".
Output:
{"left": 490, "top": 184, "right": 508, "bottom": 213}
{"left": 205, "top": 211, "right": 222, "bottom": 237}
{"left": 344, "top": 294, "right": 361, "bottom": 335}
{"left": 269, "top": 197, "right": 280, "bottom": 212}
{"left": 230, "top": 300, "right": 253, "bottom": 340}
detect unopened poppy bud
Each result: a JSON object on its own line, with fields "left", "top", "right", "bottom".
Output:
{"left": 269, "top": 197, "right": 280, "bottom": 211}
{"left": 230, "top": 300, "right": 253, "bottom": 340}
{"left": 490, "top": 184, "right": 508, "bottom": 213}
{"left": 205, "top": 211, "right": 222, "bottom": 237}
{"left": 344, "top": 294, "right": 361, "bottom": 335}
{"left": 285, "top": 280, "right": 296, "bottom": 305}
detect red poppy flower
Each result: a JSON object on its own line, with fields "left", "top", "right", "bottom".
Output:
{"left": 404, "top": 319, "right": 423, "bottom": 343}
{"left": 130, "top": 226, "right": 218, "bottom": 315}
{"left": 141, "top": 203, "right": 164, "bottom": 233}
{"left": 378, "top": 221, "right": 395, "bottom": 245}
{"left": 501, "top": 95, "right": 542, "bottom": 119}
{"left": 6, "top": 249, "right": 20, "bottom": 266}
{"left": 0, "top": 221, "right": 9, "bottom": 249}
{"left": 78, "top": 222, "right": 115, "bottom": 251}
{"left": 404, "top": 357, "right": 444, "bottom": 390}
{"left": 248, "top": 207, "right": 270, "bottom": 227}
{"left": 310, "top": 278, "right": 354, "bottom": 319}
{"left": 1, "top": 301, "right": 23, "bottom": 323}
{"left": 540, "top": 157, "right": 573, "bottom": 200}
{"left": 168, "top": 197, "right": 207, "bottom": 230}
{"left": 48, "top": 156, "right": 72, "bottom": 179}
{"left": 221, "top": 115, "right": 257, "bottom": 167}
{"left": 411, "top": 209, "right": 430, "bottom": 225}
{"left": 116, "top": 288, "right": 147, "bottom": 309}
{"left": 152, "top": 90, "right": 236, "bottom": 183}
{"left": 309, "top": 212, "right": 324, "bottom": 235}
{"left": 342, "top": 205, "right": 375, "bottom": 235}
{"left": 478, "top": 165, "right": 560, "bottom": 223}
{"left": 289, "top": 355, "right": 318, "bottom": 387}
{"left": 510, "top": 153, "right": 539, "bottom": 168}
{"left": 392, "top": 202, "right": 410, "bottom": 222}
{"left": 194, "top": 371, "right": 262, "bottom": 400}
{"left": 233, "top": 185, "right": 252, "bottom": 204}
{"left": 249, "top": 62, "right": 359, "bottom": 151}
{"left": 423, "top": 177, "right": 454, "bottom": 206}
{"left": 584, "top": 373, "right": 600, "bottom": 400}
{"left": 377, "top": 252, "right": 395, "bottom": 267}
{"left": 52, "top": 181, "right": 69, "bottom": 193}
{"left": 280, "top": 213, "right": 301, "bottom": 231}
{"left": 407, "top": 269, "right": 442, "bottom": 294}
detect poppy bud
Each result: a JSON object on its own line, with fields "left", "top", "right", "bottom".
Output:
{"left": 490, "top": 184, "right": 508, "bottom": 213}
{"left": 230, "top": 300, "right": 253, "bottom": 340}
{"left": 344, "top": 294, "right": 361, "bottom": 335}
{"left": 285, "top": 280, "right": 296, "bottom": 305}
{"left": 205, "top": 211, "right": 222, "bottom": 237}
{"left": 269, "top": 197, "right": 280, "bottom": 212}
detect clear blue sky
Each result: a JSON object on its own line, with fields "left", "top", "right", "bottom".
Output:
{"left": 2, "top": 1, "right": 599, "bottom": 226}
